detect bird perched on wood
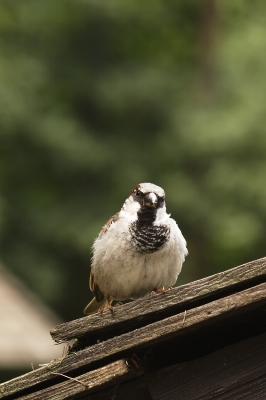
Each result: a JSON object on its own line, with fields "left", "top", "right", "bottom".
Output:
{"left": 84, "top": 182, "right": 188, "bottom": 314}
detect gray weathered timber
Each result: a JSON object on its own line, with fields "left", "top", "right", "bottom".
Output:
{"left": 17, "top": 359, "right": 142, "bottom": 400}
{"left": 1, "top": 281, "right": 266, "bottom": 399}
{"left": 50, "top": 257, "right": 266, "bottom": 343}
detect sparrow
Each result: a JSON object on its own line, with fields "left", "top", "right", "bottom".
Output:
{"left": 84, "top": 182, "right": 188, "bottom": 314}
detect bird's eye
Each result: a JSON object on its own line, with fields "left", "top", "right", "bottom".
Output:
{"left": 135, "top": 189, "right": 141, "bottom": 197}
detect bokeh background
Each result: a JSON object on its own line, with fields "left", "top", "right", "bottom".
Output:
{"left": 1, "top": 0, "right": 266, "bottom": 380}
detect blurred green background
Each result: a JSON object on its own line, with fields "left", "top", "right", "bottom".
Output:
{"left": 0, "top": 0, "right": 266, "bottom": 322}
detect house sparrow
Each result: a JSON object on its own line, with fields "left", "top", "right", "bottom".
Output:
{"left": 84, "top": 182, "right": 188, "bottom": 314}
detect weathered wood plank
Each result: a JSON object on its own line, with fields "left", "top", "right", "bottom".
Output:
{"left": 148, "top": 331, "right": 266, "bottom": 400}
{"left": 51, "top": 257, "right": 266, "bottom": 343}
{"left": 1, "top": 281, "right": 266, "bottom": 399}
{"left": 17, "top": 359, "right": 142, "bottom": 400}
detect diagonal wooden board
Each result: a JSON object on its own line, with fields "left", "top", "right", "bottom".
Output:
{"left": 17, "top": 359, "right": 142, "bottom": 400}
{"left": 1, "top": 281, "right": 266, "bottom": 399}
{"left": 51, "top": 257, "right": 266, "bottom": 343}
{"left": 148, "top": 331, "right": 266, "bottom": 400}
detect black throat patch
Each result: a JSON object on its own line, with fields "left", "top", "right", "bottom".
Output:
{"left": 129, "top": 209, "right": 170, "bottom": 254}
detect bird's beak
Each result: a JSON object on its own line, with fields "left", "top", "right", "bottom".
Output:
{"left": 144, "top": 192, "right": 158, "bottom": 208}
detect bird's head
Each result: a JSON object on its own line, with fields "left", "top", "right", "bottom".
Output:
{"left": 121, "top": 183, "right": 168, "bottom": 224}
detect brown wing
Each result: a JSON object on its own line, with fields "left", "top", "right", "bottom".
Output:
{"left": 89, "top": 212, "right": 120, "bottom": 302}
{"left": 98, "top": 212, "right": 120, "bottom": 238}
{"left": 89, "top": 271, "right": 105, "bottom": 302}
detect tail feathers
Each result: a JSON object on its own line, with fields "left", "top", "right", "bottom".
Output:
{"left": 83, "top": 296, "right": 108, "bottom": 315}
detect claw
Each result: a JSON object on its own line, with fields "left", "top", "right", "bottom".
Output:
{"left": 113, "top": 301, "right": 123, "bottom": 308}
{"left": 99, "top": 297, "right": 114, "bottom": 313}
{"left": 151, "top": 286, "right": 172, "bottom": 295}
{"left": 99, "top": 304, "right": 114, "bottom": 313}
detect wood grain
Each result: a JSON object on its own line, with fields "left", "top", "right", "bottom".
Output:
{"left": 50, "top": 257, "right": 266, "bottom": 343}
{"left": 1, "top": 281, "right": 266, "bottom": 399}
{"left": 148, "top": 331, "right": 266, "bottom": 400}
{"left": 17, "top": 359, "right": 142, "bottom": 400}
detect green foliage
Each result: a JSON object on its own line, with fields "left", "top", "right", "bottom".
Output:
{"left": 0, "top": 0, "right": 265, "bottom": 320}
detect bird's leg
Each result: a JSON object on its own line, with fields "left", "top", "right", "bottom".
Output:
{"left": 99, "top": 296, "right": 114, "bottom": 313}
{"left": 151, "top": 286, "right": 172, "bottom": 295}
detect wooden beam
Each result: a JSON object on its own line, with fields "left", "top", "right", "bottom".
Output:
{"left": 113, "top": 331, "right": 266, "bottom": 400}
{"left": 17, "top": 359, "right": 142, "bottom": 400}
{"left": 148, "top": 331, "right": 266, "bottom": 400}
{"left": 1, "top": 281, "right": 266, "bottom": 399}
{"left": 51, "top": 257, "right": 266, "bottom": 343}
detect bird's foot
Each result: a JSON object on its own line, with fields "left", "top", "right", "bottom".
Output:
{"left": 99, "top": 302, "right": 114, "bottom": 313}
{"left": 99, "top": 301, "right": 122, "bottom": 313}
{"left": 151, "top": 286, "right": 172, "bottom": 295}
{"left": 113, "top": 301, "right": 123, "bottom": 308}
